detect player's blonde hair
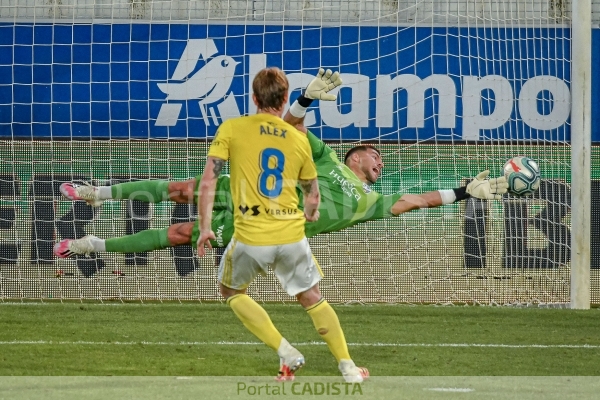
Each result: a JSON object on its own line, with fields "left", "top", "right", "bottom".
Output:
{"left": 252, "top": 67, "right": 289, "bottom": 111}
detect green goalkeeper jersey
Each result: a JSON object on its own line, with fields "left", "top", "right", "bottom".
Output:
{"left": 300, "top": 131, "right": 402, "bottom": 237}
{"left": 194, "top": 131, "right": 402, "bottom": 247}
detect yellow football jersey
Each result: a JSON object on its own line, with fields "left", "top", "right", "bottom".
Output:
{"left": 208, "top": 113, "right": 317, "bottom": 246}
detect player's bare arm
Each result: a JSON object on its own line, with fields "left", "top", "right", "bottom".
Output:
{"left": 391, "top": 192, "right": 442, "bottom": 215}
{"left": 196, "top": 156, "right": 224, "bottom": 256}
{"left": 284, "top": 109, "right": 305, "bottom": 129}
{"left": 299, "top": 178, "right": 320, "bottom": 222}
{"left": 390, "top": 170, "right": 509, "bottom": 216}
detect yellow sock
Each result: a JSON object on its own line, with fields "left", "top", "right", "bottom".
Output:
{"left": 227, "top": 294, "right": 283, "bottom": 351}
{"left": 306, "top": 299, "right": 351, "bottom": 362}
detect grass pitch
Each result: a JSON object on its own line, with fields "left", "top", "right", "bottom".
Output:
{"left": 1, "top": 303, "right": 599, "bottom": 376}
{"left": 1, "top": 303, "right": 600, "bottom": 399}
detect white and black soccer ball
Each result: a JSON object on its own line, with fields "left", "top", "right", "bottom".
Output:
{"left": 503, "top": 156, "right": 541, "bottom": 197}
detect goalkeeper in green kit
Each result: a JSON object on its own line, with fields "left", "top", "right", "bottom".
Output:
{"left": 54, "top": 69, "right": 508, "bottom": 259}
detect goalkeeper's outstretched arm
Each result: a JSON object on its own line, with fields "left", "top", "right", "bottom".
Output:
{"left": 390, "top": 170, "right": 508, "bottom": 216}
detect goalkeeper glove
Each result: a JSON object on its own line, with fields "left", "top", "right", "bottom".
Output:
{"left": 304, "top": 68, "right": 343, "bottom": 101}
{"left": 466, "top": 170, "right": 508, "bottom": 200}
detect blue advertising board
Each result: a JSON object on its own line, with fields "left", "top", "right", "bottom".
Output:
{"left": 0, "top": 23, "right": 589, "bottom": 141}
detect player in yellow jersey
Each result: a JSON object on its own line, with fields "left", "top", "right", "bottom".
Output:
{"left": 196, "top": 86, "right": 317, "bottom": 248}
{"left": 195, "top": 67, "right": 369, "bottom": 383}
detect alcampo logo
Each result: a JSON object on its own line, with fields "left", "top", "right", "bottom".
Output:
{"left": 155, "top": 40, "right": 571, "bottom": 140}
{"left": 155, "top": 39, "right": 241, "bottom": 127}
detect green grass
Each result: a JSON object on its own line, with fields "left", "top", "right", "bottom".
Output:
{"left": 3, "top": 303, "right": 600, "bottom": 399}
{"left": 1, "top": 303, "right": 600, "bottom": 378}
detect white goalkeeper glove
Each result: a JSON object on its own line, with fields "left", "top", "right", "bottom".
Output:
{"left": 466, "top": 170, "right": 509, "bottom": 200}
{"left": 304, "top": 68, "right": 343, "bottom": 101}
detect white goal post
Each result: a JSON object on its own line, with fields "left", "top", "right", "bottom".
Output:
{"left": 0, "top": 0, "right": 594, "bottom": 306}
{"left": 571, "top": 0, "right": 592, "bottom": 309}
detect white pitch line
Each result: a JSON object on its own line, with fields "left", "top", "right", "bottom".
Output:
{"left": 0, "top": 340, "right": 599, "bottom": 349}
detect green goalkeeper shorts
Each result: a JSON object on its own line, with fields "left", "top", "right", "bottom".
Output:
{"left": 191, "top": 174, "right": 235, "bottom": 248}
{"left": 191, "top": 209, "right": 234, "bottom": 248}
{"left": 193, "top": 174, "right": 234, "bottom": 212}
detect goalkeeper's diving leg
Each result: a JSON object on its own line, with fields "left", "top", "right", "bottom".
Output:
{"left": 53, "top": 211, "right": 233, "bottom": 258}
{"left": 59, "top": 175, "right": 232, "bottom": 210}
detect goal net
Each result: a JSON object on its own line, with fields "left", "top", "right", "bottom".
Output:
{"left": 0, "top": 0, "right": 590, "bottom": 304}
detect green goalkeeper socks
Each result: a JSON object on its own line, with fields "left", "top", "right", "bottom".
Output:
{"left": 105, "top": 228, "right": 171, "bottom": 253}
{"left": 110, "top": 180, "right": 170, "bottom": 203}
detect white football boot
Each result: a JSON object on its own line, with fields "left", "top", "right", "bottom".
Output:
{"left": 339, "top": 359, "right": 369, "bottom": 383}
{"left": 60, "top": 182, "right": 104, "bottom": 207}
{"left": 276, "top": 338, "right": 305, "bottom": 381}
{"left": 53, "top": 235, "right": 99, "bottom": 258}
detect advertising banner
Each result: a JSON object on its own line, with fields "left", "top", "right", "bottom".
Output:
{"left": 0, "top": 23, "right": 579, "bottom": 141}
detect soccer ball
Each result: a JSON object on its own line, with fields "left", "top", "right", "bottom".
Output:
{"left": 503, "top": 156, "right": 541, "bottom": 197}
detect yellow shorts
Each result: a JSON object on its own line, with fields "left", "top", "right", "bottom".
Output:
{"left": 218, "top": 237, "right": 323, "bottom": 296}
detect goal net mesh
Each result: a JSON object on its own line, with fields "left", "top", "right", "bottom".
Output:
{"left": 0, "top": 0, "right": 591, "bottom": 304}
